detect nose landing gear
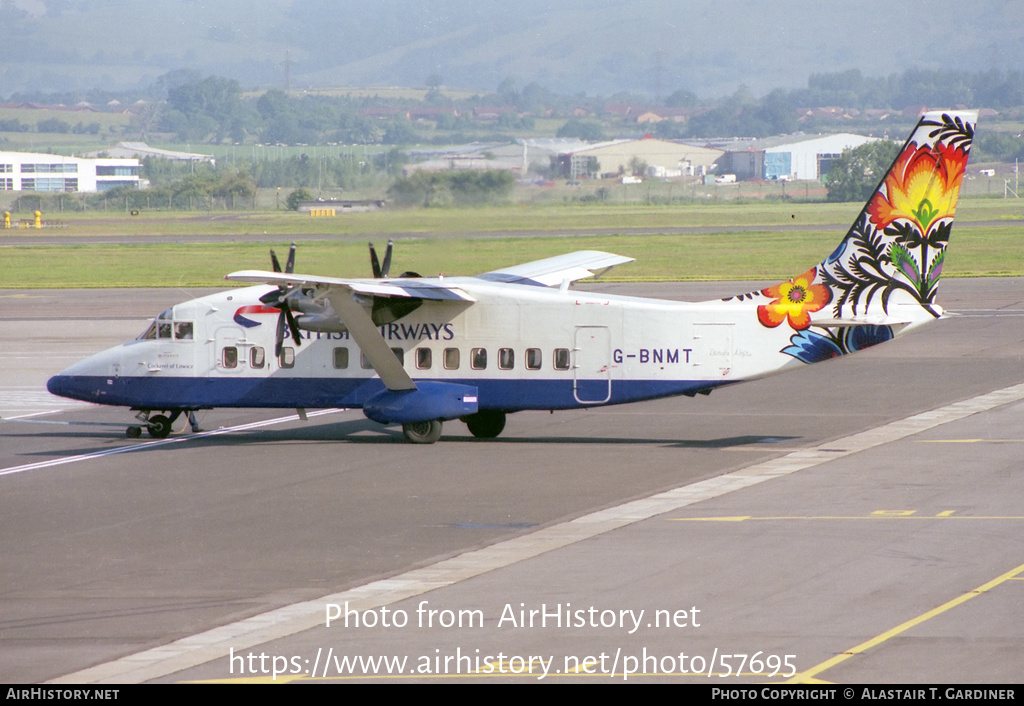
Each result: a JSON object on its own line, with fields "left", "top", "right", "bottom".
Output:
{"left": 127, "top": 410, "right": 201, "bottom": 439}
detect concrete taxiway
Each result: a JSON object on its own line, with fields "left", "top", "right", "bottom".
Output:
{"left": 1, "top": 279, "right": 1022, "bottom": 683}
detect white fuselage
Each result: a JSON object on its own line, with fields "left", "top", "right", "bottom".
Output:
{"left": 47, "top": 278, "right": 912, "bottom": 414}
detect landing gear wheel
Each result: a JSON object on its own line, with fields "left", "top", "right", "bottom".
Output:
{"left": 126, "top": 425, "right": 142, "bottom": 438}
{"left": 402, "top": 420, "right": 443, "bottom": 444}
{"left": 147, "top": 414, "right": 173, "bottom": 439}
{"left": 463, "top": 410, "right": 506, "bottom": 439}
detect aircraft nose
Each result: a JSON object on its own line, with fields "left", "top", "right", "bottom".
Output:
{"left": 47, "top": 371, "right": 98, "bottom": 402}
{"left": 46, "top": 348, "right": 120, "bottom": 403}
{"left": 46, "top": 373, "right": 68, "bottom": 397}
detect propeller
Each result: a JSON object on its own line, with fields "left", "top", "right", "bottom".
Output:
{"left": 368, "top": 240, "right": 393, "bottom": 278}
{"left": 369, "top": 240, "right": 420, "bottom": 279}
{"left": 259, "top": 243, "right": 303, "bottom": 356}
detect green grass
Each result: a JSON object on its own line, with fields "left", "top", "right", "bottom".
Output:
{"left": 3, "top": 226, "right": 1020, "bottom": 288}
{"left": 1, "top": 199, "right": 1021, "bottom": 287}
{"left": 10, "top": 192, "right": 1019, "bottom": 233}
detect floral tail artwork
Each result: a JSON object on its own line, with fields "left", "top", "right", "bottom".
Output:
{"left": 733, "top": 110, "right": 976, "bottom": 365}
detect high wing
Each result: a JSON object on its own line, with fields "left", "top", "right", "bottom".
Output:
{"left": 227, "top": 249, "right": 633, "bottom": 295}
{"left": 474, "top": 250, "right": 634, "bottom": 287}
{"left": 225, "top": 270, "right": 473, "bottom": 392}
{"left": 226, "top": 270, "right": 476, "bottom": 302}
{"left": 225, "top": 250, "right": 633, "bottom": 393}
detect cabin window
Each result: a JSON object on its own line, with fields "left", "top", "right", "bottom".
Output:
{"left": 174, "top": 322, "right": 193, "bottom": 340}
{"left": 391, "top": 347, "right": 405, "bottom": 365}
{"left": 333, "top": 347, "right": 349, "bottom": 369}
{"left": 471, "top": 348, "right": 487, "bottom": 370}
{"left": 416, "top": 347, "right": 432, "bottom": 370}
{"left": 279, "top": 347, "right": 295, "bottom": 368}
{"left": 222, "top": 347, "right": 238, "bottom": 369}
{"left": 498, "top": 348, "right": 514, "bottom": 370}
{"left": 250, "top": 346, "right": 265, "bottom": 369}
{"left": 553, "top": 348, "right": 571, "bottom": 371}
{"left": 443, "top": 348, "right": 460, "bottom": 370}
{"left": 526, "top": 348, "right": 542, "bottom": 370}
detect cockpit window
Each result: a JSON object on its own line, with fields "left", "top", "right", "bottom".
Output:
{"left": 138, "top": 309, "right": 193, "bottom": 341}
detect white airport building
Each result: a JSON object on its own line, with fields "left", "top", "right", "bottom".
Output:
{"left": 0, "top": 151, "right": 141, "bottom": 192}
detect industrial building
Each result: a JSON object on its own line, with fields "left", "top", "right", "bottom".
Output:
{"left": 80, "top": 141, "right": 215, "bottom": 165}
{"left": 557, "top": 137, "right": 723, "bottom": 179}
{"left": 707, "top": 133, "right": 885, "bottom": 181}
{"left": 0, "top": 151, "right": 141, "bottom": 192}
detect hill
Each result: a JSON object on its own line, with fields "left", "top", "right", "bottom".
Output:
{"left": 1, "top": 0, "right": 1022, "bottom": 99}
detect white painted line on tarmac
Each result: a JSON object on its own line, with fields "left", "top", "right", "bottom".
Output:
{"left": 0, "top": 409, "right": 347, "bottom": 478}
{"left": 48, "top": 381, "right": 1024, "bottom": 684}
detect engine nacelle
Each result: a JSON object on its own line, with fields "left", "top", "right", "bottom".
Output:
{"left": 363, "top": 382, "right": 479, "bottom": 425}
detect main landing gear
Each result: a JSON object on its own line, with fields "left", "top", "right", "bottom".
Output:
{"left": 127, "top": 410, "right": 201, "bottom": 439}
{"left": 402, "top": 420, "right": 443, "bottom": 444}
{"left": 399, "top": 411, "right": 508, "bottom": 444}
{"left": 462, "top": 410, "right": 507, "bottom": 439}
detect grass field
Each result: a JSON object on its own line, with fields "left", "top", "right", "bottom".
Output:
{"left": 1, "top": 199, "right": 1021, "bottom": 288}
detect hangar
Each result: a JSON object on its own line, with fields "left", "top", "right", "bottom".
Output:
{"left": 557, "top": 137, "right": 723, "bottom": 179}
{"left": 710, "top": 133, "right": 884, "bottom": 181}
{"left": 80, "top": 141, "right": 214, "bottom": 166}
{"left": 0, "top": 151, "right": 141, "bottom": 192}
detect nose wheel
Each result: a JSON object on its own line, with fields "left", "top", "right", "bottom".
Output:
{"left": 146, "top": 414, "right": 173, "bottom": 439}
{"left": 127, "top": 410, "right": 199, "bottom": 439}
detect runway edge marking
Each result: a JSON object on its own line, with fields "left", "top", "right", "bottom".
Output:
{"left": 48, "top": 381, "right": 1024, "bottom": 685}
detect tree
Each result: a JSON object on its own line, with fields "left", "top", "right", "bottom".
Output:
{"left": 37, "top": 118, "right": 70, "bottom": 133}
{"left": 424, "top": 74, "right": 446, "bottom": 105}
{"left": 556, "top": 119, "right": 604, "bottom": 141}
{"left": 165, "top": 75, "right": 248, "bottom": 143}
{"left": 286, "top": 187, "right": 313, "bottom": 211}
{"left": 665, "top": 88, "right": 698, "bottom": 108}
{"left": 128, "top": 102, "right": 162, "bottom": 140}
{"left": 496, "top": 77, "right": 518, "bottom": 105}
{"left": 628, "top": 156, "right": 648, "bottom": 177}
{"left": 387, "top": 170, "right": 514, "bottom": 208}
{"left": 382, "top": 119, "right": 419, "bottom": 145}
{"left": 824, "top": 140, "right": 901, "bottom": 203}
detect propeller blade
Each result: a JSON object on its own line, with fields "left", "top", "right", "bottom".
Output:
{"left": 369, "top": 242, "right": 382, "bottom": 278}
{"left": 284, "top": 306, "right": 302, "bottom": 345}
{"left": 285, "top": 243, "right": 296, "bottom": 274}
{"left": 380, "top": 240, "right": 393, "bottom": 279}
{"left": 275, "top": 310, "right": 288, "bottom": 357}
{"left": 265, "top": 243, "right": 304, "bottom": 356}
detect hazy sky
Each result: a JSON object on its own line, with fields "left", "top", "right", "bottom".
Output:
{"left": 2, "top": 0, "right": 1021, "bottom": 97}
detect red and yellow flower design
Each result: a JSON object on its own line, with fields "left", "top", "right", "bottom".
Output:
{"left": 867, "top": 141, "right": 968, "bottom": 232}
{"left": 757, "top": 267, "right": 832, "bottom": 330}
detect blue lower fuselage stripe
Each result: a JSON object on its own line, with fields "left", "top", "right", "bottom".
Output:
{"left": 47, "top": 375, "right": 723, "bottom": 412}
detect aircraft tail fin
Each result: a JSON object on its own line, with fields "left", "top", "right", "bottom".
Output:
{"left": 748, "top": 110, "right": 975, "bottom": 333}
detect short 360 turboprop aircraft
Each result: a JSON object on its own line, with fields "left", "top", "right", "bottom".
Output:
{"left": 48, "top": 111, "right": 976, "bottom": 443}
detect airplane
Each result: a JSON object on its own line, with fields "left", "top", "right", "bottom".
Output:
{"left": 47, "top": 110, "right": 976, "bottom": 444}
